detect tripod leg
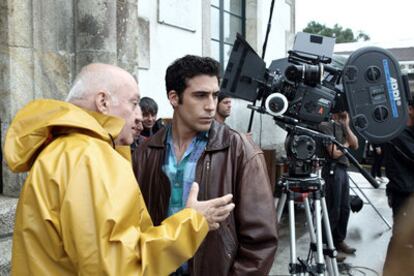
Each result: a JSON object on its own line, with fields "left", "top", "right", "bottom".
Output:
{"left": 313, "top": 195, "right": 325, "bottom": 276}
{"left": 321, "top": 196, "right": 340, "bottom": 276}
{"left": 287, "top": 191, "right": 299, "bottom": 275}
{"left": 303, "top": 197, "right": 317, "bottom": 259}
{"left": 276, "top": 192, "right": 287, "bottom": 223}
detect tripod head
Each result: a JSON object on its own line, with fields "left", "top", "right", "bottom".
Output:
{"left": 269, "top": 114, "right": 380, "bottom": 188}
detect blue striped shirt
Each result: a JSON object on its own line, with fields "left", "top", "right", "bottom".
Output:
{"left": 162, "top": 126, "right": 208, "bottom": 216}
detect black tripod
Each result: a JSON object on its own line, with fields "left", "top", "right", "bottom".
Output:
{"left": 276, "top": 174, "right": 339, "bottom": 276}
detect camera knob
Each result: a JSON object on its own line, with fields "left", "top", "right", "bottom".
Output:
{"left": 366, "top": 66, "right": 381, "bottom": 82}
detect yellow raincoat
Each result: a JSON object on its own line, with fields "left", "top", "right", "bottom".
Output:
{"left": 4, "top": 99, "right": 208, "bottom": 275}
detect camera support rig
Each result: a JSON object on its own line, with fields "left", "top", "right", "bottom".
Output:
{"left": 270, "top": 114, "right": 380, "bottom": 276}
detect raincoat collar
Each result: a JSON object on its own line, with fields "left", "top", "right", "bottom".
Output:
{"left": 4, "top": 99, "right": 126, "bottom": 172}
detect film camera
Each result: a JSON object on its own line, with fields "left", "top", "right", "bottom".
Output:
{"left": 221, "top": 32, "right": 411, "bottom": 182}
{"left": 221, "top": 32, "right": 411, "bottom": 275}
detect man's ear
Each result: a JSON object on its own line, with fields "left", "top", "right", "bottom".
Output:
{"left": 168, "top": 90, "right": 179, "bottom": 108}
{"left": 95, "top": 91, "right": 111, "bottom": 114}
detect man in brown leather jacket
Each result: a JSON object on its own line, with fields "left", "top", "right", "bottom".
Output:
{"left": 132, "top": 55, "right": 278, "bottom": 276}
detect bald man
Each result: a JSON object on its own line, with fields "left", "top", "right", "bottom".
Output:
{"left": 4, "top": 63, "right": 234, "bottom": 275}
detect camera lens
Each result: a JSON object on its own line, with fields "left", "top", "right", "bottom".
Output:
{"left": 285, "top": 65, "right": 303, "bottom": 82}
{"left": 284, "top": 64, "right": 322, "bottom": 86}
{"left": 303, "top": 64, "right": 322, "bottom": 85}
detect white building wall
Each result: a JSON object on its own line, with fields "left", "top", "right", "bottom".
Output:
{"left": 138, "top": 0, "right": 203, "bottom": 118}
{"left": 258, "top": 0, "right": 294, "bottom": 64}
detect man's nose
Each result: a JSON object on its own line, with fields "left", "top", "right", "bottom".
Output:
{"left": 205, "top": 95, "right": 216, "bottom": 111}
{"left": 137, "top": 121, "right": 144, "bottom": 131}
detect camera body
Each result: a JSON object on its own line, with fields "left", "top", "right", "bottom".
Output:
{"left": 221, "top": 32, "right": 410, "bottom": 177}
{"left": 221, "top": 32, "right": 410, "bottom": 143}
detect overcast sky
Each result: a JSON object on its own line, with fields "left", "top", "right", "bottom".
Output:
{"left": 296, "top": 0, "right": 414, "bottom": 42}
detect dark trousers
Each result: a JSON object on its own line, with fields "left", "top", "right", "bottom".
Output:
{"left": 322, "top": 164, "right": 350, "bottom": 244}
{"left": 371, "top": 149, "right": 384, "bottom": 178}
{"left": 387, "top": 190, "right": 412, "bottom": 219}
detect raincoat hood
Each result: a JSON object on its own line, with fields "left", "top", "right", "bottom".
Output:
{"left": 4, "top": 99, "right": 125, "bottom": 173}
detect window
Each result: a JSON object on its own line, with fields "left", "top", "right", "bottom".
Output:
{"left": 211, "top": 0, "right": 245, "bottom": 72}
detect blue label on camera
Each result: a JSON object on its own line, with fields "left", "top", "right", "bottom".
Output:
{"left": 383, "top": 59, "right": 400, "bottom": 118}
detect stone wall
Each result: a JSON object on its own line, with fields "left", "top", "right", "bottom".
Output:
{"left": 1, "top": 0, "right": 139, "bottom": 197}
{"left": 0, "top": 0, "right": 139, "bottom": 273}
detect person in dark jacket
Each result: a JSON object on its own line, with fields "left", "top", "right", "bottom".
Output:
{"left": 383, "top": 97, "right": 414, "bottom": 275}
{"left": 132, "top": 55, "right": 278, "bottom": 276}
{"left": 368, "top": 142, "right": 388, "bottom": 184}
{"left": 319, "top": 111, "right": 359, "bottom": 261}
{"left": 139, "top": 96, "right": 165, "bottom": 137}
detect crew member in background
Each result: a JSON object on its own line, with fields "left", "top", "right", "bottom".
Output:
{"left": 214, "top": 94, "right": 232, "bottom": 124}
{"left": 370, "top": 143, "right": 387, "bottom": 184}
{"left": 140, "top": 96, "right": 165, "bottom": 137}
{"left": 319, "top": 111, "right": 358, "bottom": 262}
{"left": 130, "top": 105, "right": 145, "bottom": 151}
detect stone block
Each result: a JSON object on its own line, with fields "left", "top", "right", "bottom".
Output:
{"left": 6, "top": 0, "right": 33, "bottom": 48}
{"left": 1, "top": 120, "right": 27, "bottom": 197}
{"left": 75, "top": 0, "right": 117, "bottom": 52}
{"left": 33, "top": 50, "right": 75, "bottom": 100}
{"left": 1, "top": 169, "right": 26, "bottom": 198}
{"left": 75, "top": 50, "right": 117, "bottom": 73}
{"left": 138, "top": 17, "right": 150, "bottom": 70}
{"left": 32, "top": 0, "right": 75, "bottom": 52}
{"left": 0, "top": 45, "right": 11, "bottom": 120}
{"left": 0, "top": 237, "right": 12, "bottom": 276}
{"left": 117, "top": 0, "right": 139, "bottom": 77}
{"left": 0, "top": 1, "right": 8, "bottom": 47}
{"left": 7, "top": 46, "right": 34, "bottom": 121}
{"left": 0, "top": 196, "right": 17, "bottom": 237}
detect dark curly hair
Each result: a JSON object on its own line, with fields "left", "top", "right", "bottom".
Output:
{"left": 165, "top": 55, "right": 220, "bottom": 103}
{"left": 218, "top": 93, "right": 231, "bottom": 103}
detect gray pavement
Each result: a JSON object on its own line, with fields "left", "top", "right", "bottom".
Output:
{"left": 269, "top": 171, "right": 392, "bottom": 276}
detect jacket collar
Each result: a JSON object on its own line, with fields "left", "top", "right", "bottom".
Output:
{"left": 147, "top": 120, "right": 231, "bottom": 151}
{"left": 83, "top": 109, "right": 124, "bottom": 142}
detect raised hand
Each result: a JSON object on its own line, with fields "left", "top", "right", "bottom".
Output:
{"left": 186, "top": 182, "right": 235, "bottom": 230}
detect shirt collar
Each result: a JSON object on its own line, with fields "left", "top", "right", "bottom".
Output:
{"left": 166, "top": 125, "right": 209, "bottom": 146}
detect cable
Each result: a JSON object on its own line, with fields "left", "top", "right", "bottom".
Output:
{"left": 338, "top": 262, "right": 380, "bottom": 276}
{"left": 259, "top": 112, "right": 263, "bottom": 148}
{"left": 351, "top": 265, "right": 380, "bottom": 276}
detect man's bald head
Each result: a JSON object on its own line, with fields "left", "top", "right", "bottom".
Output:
{"left": 66, "top": 63, "right": 141, "bottom": 145}
{"left": 66, "top": 63, "right": 138, "bottom": 110}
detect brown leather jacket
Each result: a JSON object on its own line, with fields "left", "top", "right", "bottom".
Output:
{"left": 132, "top": 121, "right": 278, "bottom": 275}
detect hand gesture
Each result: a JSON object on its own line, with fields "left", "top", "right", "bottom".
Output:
{"left": 186, "top": 182, "right": 235, "bottom": 231}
